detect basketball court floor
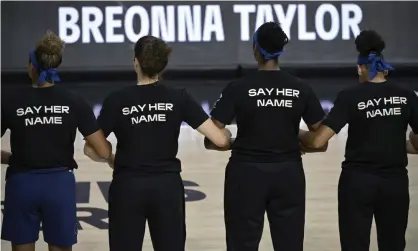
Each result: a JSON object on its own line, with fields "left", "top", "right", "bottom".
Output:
{"left": 1, "top": 125, "right": 418, "bottom": 251}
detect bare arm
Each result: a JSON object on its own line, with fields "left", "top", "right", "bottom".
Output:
{"left": 410, "top": 131, "right": 418, "bottom": 151}
{"left": 203, "top": 119, "right": 234, "bottom": 151}
{"left": 299, "top": 120, "right": 328, "bottom": 153}
{"left": 1, "top": 150, "right": 11, "bottom": 165}
{"left": 197, "top": 118, "right": 231, "bottom": 149}
{"left": 407, "top": 140, "right": 418, "bottom": 154}
{"left": 299, "top": 125, "right": 336, "bottom": 149}
{"left": 84, "top": 130, "right": 112, "bottom": 160}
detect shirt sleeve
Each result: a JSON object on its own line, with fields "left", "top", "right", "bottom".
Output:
{"left": 76, "top": 97, "right": 100, "bottom": 138}
{"left": 97, "top": 93, "right": 119, "bottom": 137}
{"left": 409, "top": 90, "right": 418, "bottom": 134}
{"left": 210, "top": 82, "right": 235, "bottom": 125}
{"left": 322, "top": 91, "right": 350, "bottom": 134}
{"left": 302, "top": 86, "right": 325, "bottom": 125}
{"left": 182, "top": 89, "right": 209, "bottom": 129}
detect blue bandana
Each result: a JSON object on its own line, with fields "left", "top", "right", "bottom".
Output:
{"left": 357, "top": 53, "right": 394, "bottom": 79}
{"left": 29, "top": 50, "right": 60, "bottom": 85}
{"left": 253, "top": 30, "right": 284, "bottom": 60}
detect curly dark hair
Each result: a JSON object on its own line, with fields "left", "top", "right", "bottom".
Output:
{"left": 255, "top": 22, "right": 289, "bottom": 62}
{"left": 134, "top": 36, "right": 172, "bottom": 77}
{"left": 355, "top": 30, "right": 386, "bottom": 57}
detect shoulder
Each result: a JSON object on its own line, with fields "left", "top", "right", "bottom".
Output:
{"left": 54, "top": 88, "right": 91, "bottom": 107}
{"left": 337, "top": 84, "right": 362, "bottom": 97}
{"left": 160, "top": 84, "right": 186, "bottom": 94}
{"left": 102, "top": 86, "right": 135, "bottom": 104}
{"left": 221, "top": 78, "right": 246, "bottom": 94}
{"left": 278, "top": 72, "right": 315, "bottom": 94}
{"left": 387, "top": 81, "right": 417, "bottom": 96}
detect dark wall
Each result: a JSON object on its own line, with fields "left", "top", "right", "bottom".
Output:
{"left": 2, "top": 1, "right": 418, "bottom": 72}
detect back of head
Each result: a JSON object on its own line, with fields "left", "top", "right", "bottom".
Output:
{"left": 34, "top": 31, "right": 65, "bottom": 69}
{"left": 355, "top": 30, "right": 385, "bottom": 58}
{"left": 134, "top": 36, "right": 172, "bottom": 78}
{"left": 253, "top": 22, "right": 289, "bottom": 62}
{"left": 354, "top": 30, "right": 393, "bottom": 81}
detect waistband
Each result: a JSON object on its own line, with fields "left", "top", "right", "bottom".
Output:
{"left": 6, "top": 167, "right": 71, "bottom": 180}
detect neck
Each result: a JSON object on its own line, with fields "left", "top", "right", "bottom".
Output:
{"left": 369, "top": 72, "right": 387, "bottom": 83}
{"left": 137, "top": 75, "right": 159, "bottom": 85}
{"left": 32, "top": 81, "right": 54, "bottom": 88}
{"left": 258, "top": 60, "right": 280, "bottom": 71}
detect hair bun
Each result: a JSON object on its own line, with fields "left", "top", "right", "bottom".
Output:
{"left": 35, "top": 31, "right": 65, "bottom": 68}
{"left": 256, "top": 22, "right": 289, "bottom": 55}
{"left": 355, "top": 30, "right": 385, "bottom": 56}
{"left": 38, "top": 30, "right": 65, "bottom": 56}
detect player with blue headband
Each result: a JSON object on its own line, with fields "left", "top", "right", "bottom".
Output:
{"left": 252, "top": 21, "right": 287, "bottom": 67}
{"left": 206, "top": 22, "right": 326, "bottom": 251}
{"left": 1, "top": 31, "right": 112, "bottom": 251}
{"left": 299, "top": 30, "right": 418, "bottom": 251}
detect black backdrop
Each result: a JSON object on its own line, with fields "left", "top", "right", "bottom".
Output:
{"left": 2, "top": 1, "right": 418, "bottom": 72}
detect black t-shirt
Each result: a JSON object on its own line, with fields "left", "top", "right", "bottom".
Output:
{"left": 1, "top": 86, "right": 99, "bottom": 170}
{"left": 98, "top": 82, "right": 208, "bottom": 175}
{"left": 210, "top": 70, "right": 325, "bottom": 162}
{"left": 322, "top": 81, "right": 418, "bottom": 172}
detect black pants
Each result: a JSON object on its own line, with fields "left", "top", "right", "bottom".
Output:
{"left": 224, "top": 160, "right": 306, "bottom": 251}
{"left": 108, "top": 173, "right": 185, "bottom": 251}
{"left": 338, "top": 169, "right": 409, "bottom": 251}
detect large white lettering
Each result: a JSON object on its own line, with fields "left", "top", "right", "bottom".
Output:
{"left": 59, "top": 5, "right": 224, "bottom": 43}
{"left": 248, "top": 88, "right": 300, "bottom": 108}
{"left": 122, "top": 103, "right": 174, "bottom": 125}
{"left": 58, "top": 3, "right": 362, "bottom": 44}
{"left": 16, "top": 106, "right": 70, "bottom": 126}
{"left": 357, "top": 97, "right": 407, "bottom": 119}
{"left": 235, "top": 3, "right": 362, "bottom": 41}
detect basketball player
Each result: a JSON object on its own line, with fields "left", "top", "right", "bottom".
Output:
{"left": 83, "top": 35, "right": 231, "bottom": 251}
{"left": 205, "top": 22, "right": 326, "bottom": 251}
{"left": 299, "top": 30, "right": 418, "bottom": 251}
{"left": 1, "top": 31, "right": 112, "bottom": 251}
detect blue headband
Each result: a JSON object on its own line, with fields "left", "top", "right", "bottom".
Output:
{"left": 357, "top": 53, "right": 394, "bottom": 80}
{"left": 253, "top": 31, "right": 284, "bottom": 60}
{"left": 29, "top": 50, "right": 60, "bottom": 85}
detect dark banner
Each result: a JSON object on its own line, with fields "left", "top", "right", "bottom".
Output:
{"left": 2, "top": 1, "right": 418, "bottom": 72}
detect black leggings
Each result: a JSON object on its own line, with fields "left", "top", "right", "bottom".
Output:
{"left": 224, "top": 160, "right": 306, "bottom": 251}
{"left": 108, "top": 173, "right": 185, "bottom": 251}
{"left": 338, "top": 169, "right": 409, "bottom": 251}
